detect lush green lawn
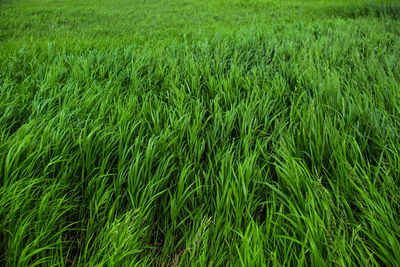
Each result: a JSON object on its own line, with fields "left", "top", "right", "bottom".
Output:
{"left": 1, "top": 0, "right": 400, "bottom": 265}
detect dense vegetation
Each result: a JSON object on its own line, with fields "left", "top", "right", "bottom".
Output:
{"left": 1, "top": 0, "right": 400, "bottom": 265}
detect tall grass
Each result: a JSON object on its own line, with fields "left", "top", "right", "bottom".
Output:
{"left": 1, "top": 0, "right": 400, "bottom": 265}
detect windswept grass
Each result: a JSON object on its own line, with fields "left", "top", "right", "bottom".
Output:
{"left": 1, "top": 0, "right": 400, "bottom": 266}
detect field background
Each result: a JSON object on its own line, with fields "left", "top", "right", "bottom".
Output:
{"left": 1, "top": 0, "right": 400, "bottom": 266}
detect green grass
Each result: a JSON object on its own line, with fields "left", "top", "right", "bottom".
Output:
{"left": 1, "top": 0, "right": 400, "bottom": 265}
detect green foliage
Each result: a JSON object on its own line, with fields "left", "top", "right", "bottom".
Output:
{"left": 1, "top": 0, "right": 400, "bottom": 265}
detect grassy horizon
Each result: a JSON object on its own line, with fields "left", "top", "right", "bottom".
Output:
{"left": 1, "top": 0, "right": 400, "bottom": 266}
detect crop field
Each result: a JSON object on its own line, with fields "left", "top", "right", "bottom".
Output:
{"left": 1, "top": 0, "right": 400, "bottom": 265}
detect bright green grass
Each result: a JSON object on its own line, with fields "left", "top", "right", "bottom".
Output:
{"left": 1, "top": 0, "right": 400, "bottom": 266}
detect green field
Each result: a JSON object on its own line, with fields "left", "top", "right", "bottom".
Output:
{"left": 1, "top": 0, "right": 400, "bottom": 265}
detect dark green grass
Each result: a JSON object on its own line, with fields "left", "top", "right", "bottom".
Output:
{"left": 1, "top": 0, "right": 400, "bottom": 266}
